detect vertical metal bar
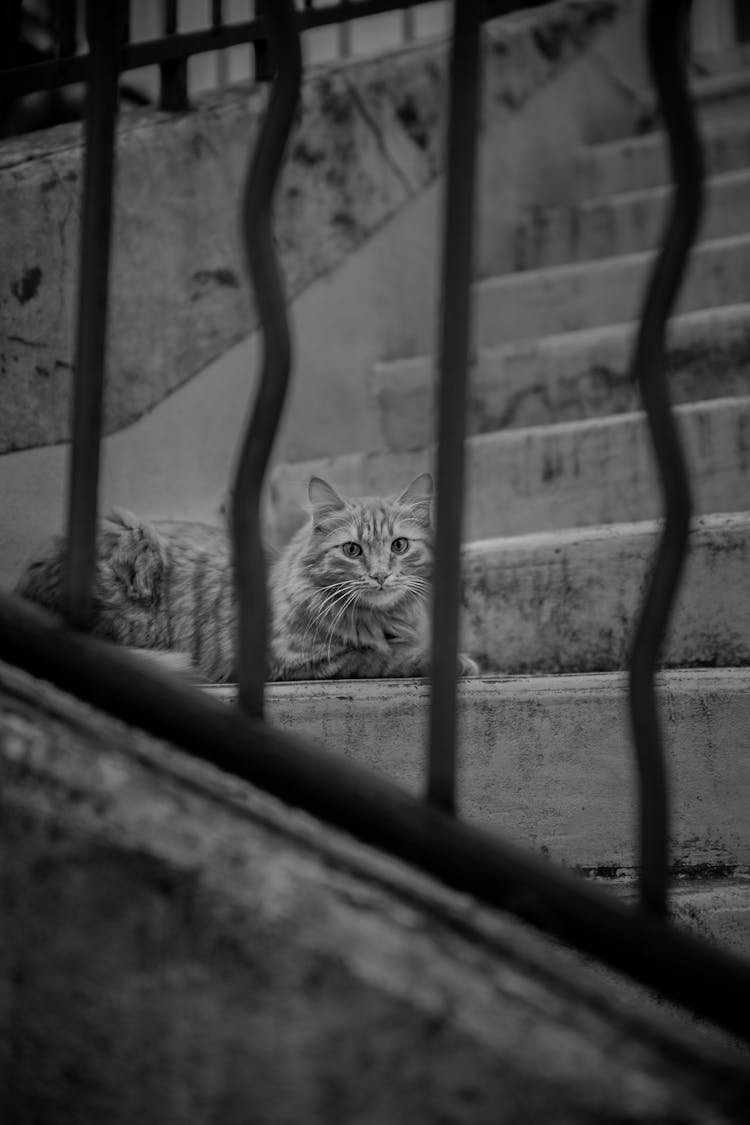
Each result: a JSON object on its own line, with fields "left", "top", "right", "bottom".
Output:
{"left": 253, "top": 0, "right": 274, "bottom": 82}
{"left": 64, "top": 0, "right": 123, "bottom": 630}
{"left": 56, "top": 0, "right": 78, "bottom": 58}
{"left": 402, "top": 5, "right": 416, "bottom": 44}
{"left": 427, "top": 0, "right": 482, "bottom": 814}
{"left": 628, "top": 0, "right": 704, "bottom": 917}
{"left": 233, "top": 0, "right": 302, "bottom": 717}
{"left": 0, "top": 0, "right": 22, "bottom": 68}
{"left": 338, "top": 0, "right": 352, "bottom": 58}
{"left": 211, "top": 0, "right": 228, "bottom": 87}
{"left": 159, "top": 0, "right": 189, "bottom": 109}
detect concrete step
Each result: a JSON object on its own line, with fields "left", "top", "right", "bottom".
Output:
{"left": 371, "top": 303, "right": 750, "bottom": 452}
{"left": 208, "top": 667, "right": 750, "bottom": 875}
{"left": 6, "top": 661, "right": 750, "bottom": 1103}
{"left": 474, "top": 232, "right": 750, "bottom": 345}
{"left": 269, "top": 395, "right": 750, "bottom": 545}
{"left": 461, "top": 511, "right": 750, "bottom": 675}
{"left": 575, "top": 117, "right": 750, "bottom": 199}
{"left": 636, "top": 67, "right": 750, "bottom": 137}
{"left": 606, "top": 875, "right": 750, "bottom": 963}
{"left": 683, "top": 67, "right": 750, "bottom": 123}
{"left": 512, "top": 167, "right": 750, "bottom": 272}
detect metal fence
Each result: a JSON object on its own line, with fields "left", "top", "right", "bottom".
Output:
{"left": 1, "top": 0, "right": 750, "bottom": 1040}
{"left": 0, "top": 0, "right": 452, "bottom": 126}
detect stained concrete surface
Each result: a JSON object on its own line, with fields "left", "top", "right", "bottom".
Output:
{"left": 267, "top": 397, "right": 750, "bottom": 545}
{"left": 3, "top": 657, "right": 750, "bottom": 1122}
{"left": 203, "top": 668, "right": 750, "bottom": 876}
{"left": 372, "top": 303, "right": 750, "bottom": 450}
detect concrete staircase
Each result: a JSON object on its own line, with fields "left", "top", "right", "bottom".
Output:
{"left": 250, "top": 57, "right": 750, "bottom": 957}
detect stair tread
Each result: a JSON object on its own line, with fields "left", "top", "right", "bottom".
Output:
{"left": 465, "top": 507, "right": 750, "bottom": 554}
{"left": 375, "top": 301, "right": 750, "bottom": 372}
{"left": 205, "top": 668, "right": 750, "bottom": 873}
{"left": 554, "top": 164, "right": 750, "bottom": 212}
{"left": 476, "top": 230, "right": 750, "bottom": 291}
{"left": 269, "top": 395, "right": 750, "bottom": 544}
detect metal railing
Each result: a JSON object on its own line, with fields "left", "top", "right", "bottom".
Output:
{"left": 0, "top": 0, "right": 453, "bottom": 122}
{"left": 2, "top": 0, "right": 750, "bottom": 1040}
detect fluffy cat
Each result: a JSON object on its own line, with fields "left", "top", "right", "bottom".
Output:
{"left": 14, "top": 475, "right": 479, "bottom": 682}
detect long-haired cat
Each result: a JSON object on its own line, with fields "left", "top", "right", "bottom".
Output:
{"left": 14, "top": 475, "right": 478, "bottom": 682}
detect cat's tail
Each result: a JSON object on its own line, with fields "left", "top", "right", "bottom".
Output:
{"left": 100, "top": 508, "right": 167, "bottom": 605}
{"left": 14, "top": 508, "right": 168, "bottom": 611}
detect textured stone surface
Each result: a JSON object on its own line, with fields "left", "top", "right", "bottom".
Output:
{"left": 474, "top": 231, "right": 750, "bottom": 345}
{"left": 267, "top": 395, "right": 750, "bottom": 545}
{"left": 612, "top": 876, "right": 750, "bottom": 961}
{"left": 575, "top": 116, "right": 750, "bottom": 198}
{"left": 0, "top": 0, "right": 623, "bottom": 457}
{"left": 4, "top": 659, "right": 750, "bottom": 1121}
{"left": 513, "top": 166, "right": 750, "bottom": 271}
{"left": 371, "top": 303, "right": 750, "bottom": 451}
{"left": 208, "top": 668, "right": 750, "bottom": 877}
{"left": 460, "top": 511, "right": 750, "bottom": 673}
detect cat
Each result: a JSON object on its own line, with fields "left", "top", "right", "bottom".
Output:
{"left": 14, "top": 474, "right": 479, "bottom": 683}
{"left": 270, "top": 473, "right": 478, "bottom": 679}
{"left": 15, "top": 510, "right": 237, "bottom": 682}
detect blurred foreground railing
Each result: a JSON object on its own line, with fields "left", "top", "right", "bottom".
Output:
{"left": 1, "top": 0, "right": 750, "bottom": 1041}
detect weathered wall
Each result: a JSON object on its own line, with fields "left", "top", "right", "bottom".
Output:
{"left": 2, "top": 658, "right": 750, "bottom": 1123}
{"left": 0, "top": 0, "right": 649, "bottom": 589}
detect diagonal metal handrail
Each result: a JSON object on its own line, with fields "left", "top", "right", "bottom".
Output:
{"left": 627, "top": 0, "right": 705, "bottom": 918}
{"left": 232, "top": 0, "right": 302, "bottom": 718}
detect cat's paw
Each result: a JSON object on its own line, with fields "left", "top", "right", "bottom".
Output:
{"left": 458, "top": 653, "right": 480, "bottom": 677}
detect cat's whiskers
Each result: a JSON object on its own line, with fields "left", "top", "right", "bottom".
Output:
{"left": 302, "top": 581, "right": 362, "bottom": 647}
{"left": 324, "top": 587, "right": 363, "bottom": 665}
{"left": 301, "top": 588, "right": 354, "bottom": 647}
{"left": 401, "top": 576, "right": 430, "bottom": 599}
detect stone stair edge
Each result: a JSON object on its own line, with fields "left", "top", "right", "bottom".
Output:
{"left": 574, "top": 114, "right": 750, "bottom": 198}
{"left": 637, "top": 63, "right": 750, "bottom": 133}
{"left": 472, "top": 230, "right": 750, "bottom": 343}
{"left": 203, "top": 667, "right": 750, "bottom": 873}
{"left": 580, "top": 111, "right": 750, "bottom": 160}
{"left": 372, "top": 301, "right": 750, "bottom": 376}
{"left": 553, "top": 163, "right": 750, "bottom": 212}
{"left": 463, "top": 508, "right": 750, "bottom": 556}
{"left": 272, "top": 392, "right": 750, "bottom": 482}
{"left": 510, "top": 165, "right": 750, "bottom": 272}
{"left": 205, "top": 665, "right": 750, "bottom": 703}
{"left": 475, "top": 229, "right": 750, "bottom": 291}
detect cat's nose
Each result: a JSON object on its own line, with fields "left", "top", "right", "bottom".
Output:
{"left": 370, "top": 571, "right": 389, "bottom": 588}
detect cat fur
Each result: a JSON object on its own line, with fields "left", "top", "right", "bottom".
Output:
{"left": 14, "top": 476, "right": 479, "bottom": 682}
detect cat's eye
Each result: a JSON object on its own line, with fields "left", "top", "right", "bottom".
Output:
{"left": 391, "top": 537, "right": 409, "bottom": 554}
{"left": 341, "top": 541, "right": 362, "bottom": 558}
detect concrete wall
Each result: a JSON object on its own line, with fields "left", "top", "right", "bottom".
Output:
{"left": 2, "top": 657, "right": 750, "bottom": 1122}
{"left": 0, "top": 0, "right": 649, "bottom": 589}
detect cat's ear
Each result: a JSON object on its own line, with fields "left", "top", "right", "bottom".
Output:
{"left": 308, "top": 476, "right": 346, "bottom": 519}
{"left": 396, "top": 473, "right": 433, "bottom": 523}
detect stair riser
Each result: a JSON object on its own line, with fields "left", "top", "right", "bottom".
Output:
{"left": 698, "top": 87, "right": 750, "bottom": 123}
{"left": 609, "top": 879, "right": 750, "bottom": 963}
{"left": 269, "top": 398, "right": 750, "bottom": 545}
{"left": 372, "top": 305, "right": 750, "bottom": 453}
{"left": 514, "top": 171, "right": 750, "bottom": 271}
{"left": 207, "top": 671, "right": 750, "bottom": 874}
{"left": 576, "top": 123, "right": 750, "bottom": 198}
{"left": 475, "top": 235, "right": 750, "bottom": 344}
{"left": 462, "top": 514, "right": 750, "bottom": 674}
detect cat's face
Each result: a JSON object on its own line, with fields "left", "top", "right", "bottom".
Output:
{"left": 305, "top": 474, "right": 433, "bottom": 610}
